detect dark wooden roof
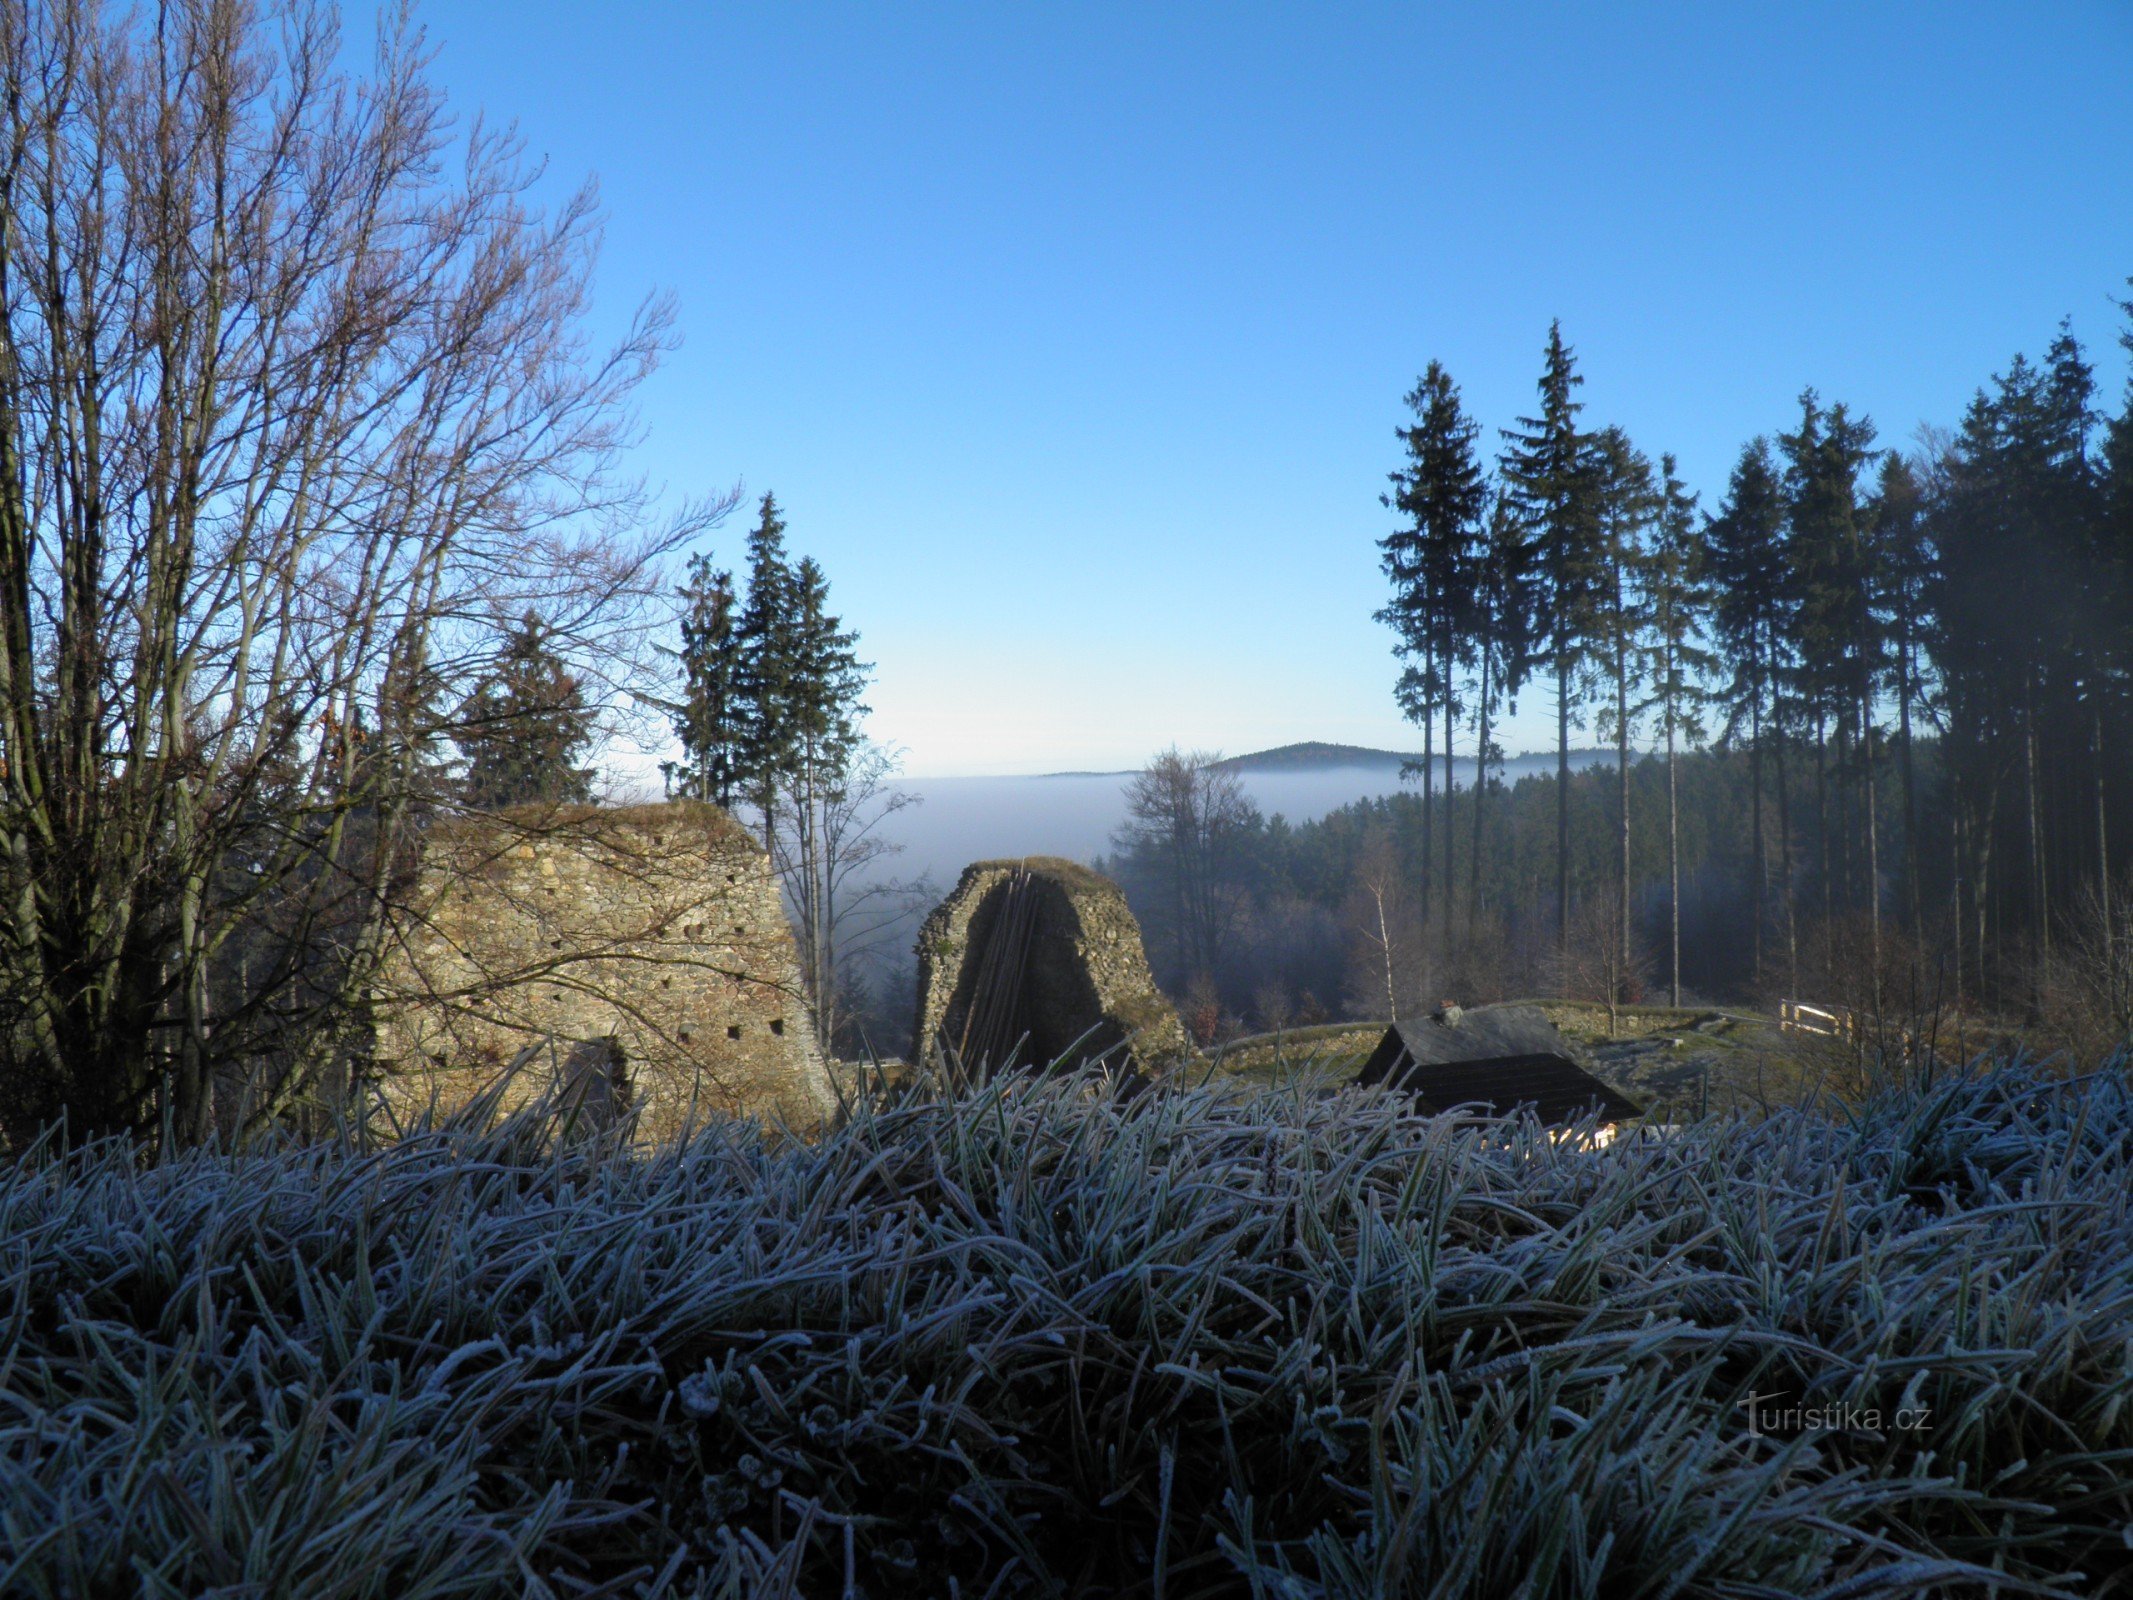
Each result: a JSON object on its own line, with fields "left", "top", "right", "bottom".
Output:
{"left": 1355, "top": 1005, "right": 1577, "bottom": 1076}
{"left": 1358, "top": 1029, "right": 1643, "bottom": 1125}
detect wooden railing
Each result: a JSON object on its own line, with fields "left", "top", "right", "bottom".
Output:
{"left": 1779, "top": 999, "right": 1855, "bottom": 1040}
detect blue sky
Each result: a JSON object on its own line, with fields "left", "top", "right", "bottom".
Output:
{"left": 410, "top": 2, "right": 2133, "bottom": 776}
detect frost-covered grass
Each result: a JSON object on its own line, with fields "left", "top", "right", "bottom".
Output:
{"left": 5, "top": 1065, "right": 2132, "bottom": 1597}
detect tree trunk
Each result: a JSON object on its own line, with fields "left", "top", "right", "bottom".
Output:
{"left": 2096, "top": 697, "right": 2113, "bottom": 1011}
{"left": 1668, "top": 700, "right": 1681, "bottom": 1008}
{"left": 1951, "top": 796, "right": 1965, "bottom": 1013}
{"left": 1816, "top": 715, "right": 1831, "bottom": 977}
{"left": 1863, "top": 698, "right": 1881, "bottom": 1009}
{"left": 1777, "top": 733, "right": 1798, "bottom": 998}
{"left": 1617, "top": 639, "right": 1631, "bottom": 1011}
{"left": 1420, "top": 682, "right": 1435, "bottom": 930}
{"left": 1470, "top": 645, "right": 1490, "bottom": 939}
{"left": 1835, "top": 714, "right": 1854, "bottom": 918}
{"left": 2027, "top": 678, "right": 2049, "bottom": 993}
{"left": 1750, "top": 691, "right": 1765, "bottom": 990}
{"left": 1976, "top": 782, "right": 1999, "bottom": 1001}
{"left": 1444, "top": 685, "right": 1457, "bottom": 961}
{"left": 1899, "top": 635, "right": 1921, "bottom": 986}
{"left": 1375, "top": 884, "right": 1398, "bottom": 1025}
{"left": 1558, "top": 645, "right": 1572, "bottom": 957}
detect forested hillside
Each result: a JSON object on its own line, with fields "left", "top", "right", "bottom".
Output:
{"left": 1105, "top": 301, "right": 2133, "bottom": 1052}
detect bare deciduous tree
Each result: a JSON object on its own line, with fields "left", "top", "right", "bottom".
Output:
{"left": 0, "top": 0, "right": 727, "bottom": 1145}
{"left": 1343, "top": 824, "right": 1427, "bottom": 1023}
{"left": 769, "top": 739, "right": 928, "bottom": 1055}
{"left": 1113, "top": 747, "right": 1258, "bottom": 990}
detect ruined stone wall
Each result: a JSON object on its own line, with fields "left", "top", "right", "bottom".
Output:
{"left": 911, "top": 857, "right": 1188, "bottom": 1074}
{"left": 372, "top": 802, "right": 836, "bottom": 1138}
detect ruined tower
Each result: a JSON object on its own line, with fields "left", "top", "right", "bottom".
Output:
{"left": 911, "top": 857, "right": 1188, "bottom": 1077}
{"left": 371, "top": 801, "right": 837, "bottom": 1138}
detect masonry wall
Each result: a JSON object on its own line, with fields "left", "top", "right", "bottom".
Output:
{"left": 372, "top": 802, "right": 836, "bottom": 1139}
{"left": 911, "top": 856, "right": 1188, "bottom": 1074}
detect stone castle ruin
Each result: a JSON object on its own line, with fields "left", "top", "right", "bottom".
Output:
{"left": 911, "top": 857, "right": 1188, "bottom": 1077}
{"left": 371, "top": 802, "right": 837, "bottom": 1138}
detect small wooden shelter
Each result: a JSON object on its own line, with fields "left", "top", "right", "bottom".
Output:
{"left": 1356, "top": 1004, "right": 1643, "bottom": 1127}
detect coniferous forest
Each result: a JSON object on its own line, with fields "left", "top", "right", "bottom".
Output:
{"left": 1104, "top": 300, "right": 2133, "bottom": 1051}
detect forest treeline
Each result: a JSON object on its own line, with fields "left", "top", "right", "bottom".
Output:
{"left": 1107, "top": 296, "right": 2133, "bottom": 1048}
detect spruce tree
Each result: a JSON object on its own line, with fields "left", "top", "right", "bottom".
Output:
{"left": 1378, "top": 361, "right": 1487, "bottom": 939}
{"left": 1931, "top": 344, "right": 2097, "bottom": 984}
{"left": 2042, "top": 326, "right": 2111, "bottom": 931}
{"left": 662, "top": 553, "right": 745, "bottom": 806}
{"left": 1866, "top": 453, "right": 1933, "bottom": 964}
{"left": 1705, "top": 438, "right": 1791, "bottom": 985}
{"left": 1498, "top": 322, "right": 1602, "bottom": 953}
{"left": 1467, "top": 491, "right": 1540, "bottom": 931}
{"left": 2102, "top": 291, "right": 2133, "bottom": 926}
{"left": 734, "top": 493, "right": 802, "bottom": 851}
{"left": 780, "top": 554, "right": 871, "bottom": 1045}
{"left": 456, "top": 610, "right": 596, "bottom": 809}
{"left": 2105, "top": 287, "right": 2133, "bottom": 646}
{"left": 1586, "top": 425, "right": 1659, "bottom": 1014}
{"left": 1636, "top": 454, "right": 1718, "bottom": 1006}
{"left": 1779, "top": 391, "right": 1878, "bottom": 973}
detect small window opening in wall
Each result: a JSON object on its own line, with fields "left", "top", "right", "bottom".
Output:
{"left": 735, "top": 925, "right": 746, "bottom": 936}
{"left": 769, "top": 1018, "right": 785, "bottom": 1037}
{"left": 550, "top": 938, "right": 563, "bottom": 949}
{"left": 679, "top": 1029, "right": 692, "bottom": 1043}
{"left": 660, "top": 976, "right": 672, "bottom": 989}
{"left": 726, "top": 1024, "right": 741, "bottom": 1040}
{"left": 726, "top": 873, "right": 738, "bottom": 884}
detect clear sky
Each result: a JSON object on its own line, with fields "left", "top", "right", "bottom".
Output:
{"left": 409, "top": 1, "right": 2133, "bottom": 777}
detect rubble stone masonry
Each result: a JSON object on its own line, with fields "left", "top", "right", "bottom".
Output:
{"left": 371, "top": 802, "right": 836, "bottom": 1139}
{"left": 911, "top": 856, "right": 1188, "bottom": 1075}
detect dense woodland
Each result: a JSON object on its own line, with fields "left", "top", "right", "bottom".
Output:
{"left": 1106, "top": 303, "right": 2133, "bottom": 1050}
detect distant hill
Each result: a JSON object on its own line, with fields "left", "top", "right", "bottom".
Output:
{"left": 1213, "top": 741, "right": 1412, "bottom": 772}
{"left": 1215, "top": 741, "right": 1613, "bottom": 775}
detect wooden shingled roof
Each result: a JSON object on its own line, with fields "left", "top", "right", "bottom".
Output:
{"left": 1356, "top": 1009, "right": 1643, "bottom": 1124}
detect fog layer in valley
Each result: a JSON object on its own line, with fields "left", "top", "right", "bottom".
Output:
{"left": 884, "top": 751, "right": 1606, "bottom": 918}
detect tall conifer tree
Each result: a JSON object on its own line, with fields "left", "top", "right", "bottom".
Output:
{"left": 779, "top": 555, "right": 871, "bottom": 1044}
{"left": 1780, "top": 391, "right": 1878, "bottom": 972}
{"left": 1706, "top": 438, "right": 1791, "bottom": 984}
{"left": 1638, "top": 454, "right": 1718, "bottom": 1006}
{"left": 1379, "top": 362, "right": 1487, "bottom": 939}
{"left": 1467, "top": 491, "right": 1540, "bottom": 931}
{"left": 662, "top": 554, "right": 745, "bottom": 806}
{"left": 1499, "top": 323, "right": 1601, "bottom": 951}
{"left": 1867, "top": 453, "right": 1934, "bottom": 966}
{"left": 1587, "top": 425, "right": 1659, "bottom": 1008}
{"left": 735, "top": 493, "right": 801, "bottom": 851}
{"left": 455, "top": 611, "right": 597, "bottom": 809}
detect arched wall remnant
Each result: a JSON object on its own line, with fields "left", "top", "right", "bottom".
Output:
{"left": 371, "top": 801, "right": 836, "bottom": 1138}
{"left": 911, "top": 857, "right": 1188, "bottom": 1076}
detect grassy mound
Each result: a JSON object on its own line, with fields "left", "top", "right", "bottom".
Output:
{"left": 4, "top": 1067, "right": 2131, "bottom": 1597}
